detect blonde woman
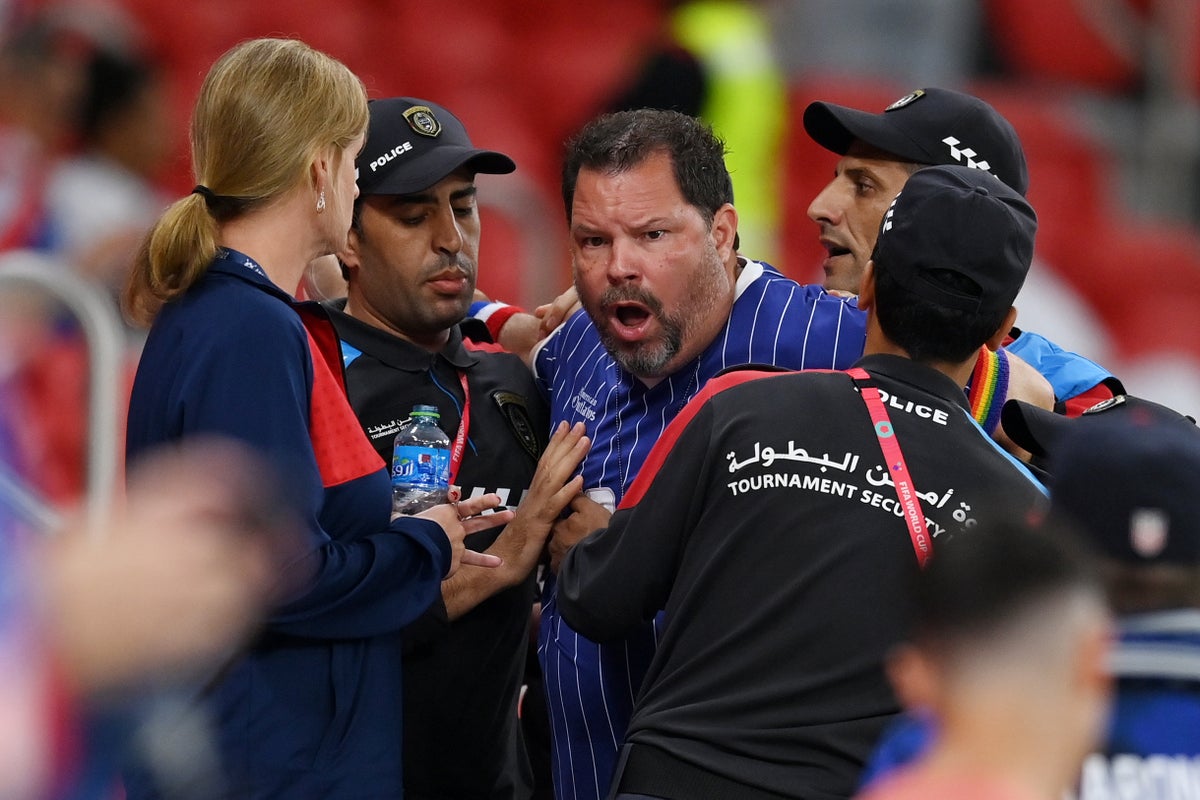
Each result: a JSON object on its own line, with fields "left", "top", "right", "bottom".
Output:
{"left": 122, "top": 38, "right": 508, "bottom": 798}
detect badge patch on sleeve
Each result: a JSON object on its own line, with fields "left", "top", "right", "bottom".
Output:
{"left": 493, "top": 391, "right": 542, "bottom": 462}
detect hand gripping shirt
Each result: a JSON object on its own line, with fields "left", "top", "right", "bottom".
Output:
{"left": 124, "top": 249, "right": 450, "bottom": 799}
{"left": 531, "top": 259, "right": 866, "bottom": 800}
{"left": 327, "top": 302, "right": 549, "bottom": 800}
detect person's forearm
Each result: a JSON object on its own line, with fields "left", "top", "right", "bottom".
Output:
{"left": 495, "top": 311, "right": 544, "bottom": 365}
{"left": 440, "top": 565, "right": 510, "bottom": 621}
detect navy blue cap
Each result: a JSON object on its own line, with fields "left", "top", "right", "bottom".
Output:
{"left": 1003, "top": 394, "right": 1196, "bottom": 460}
{"left": 1048, "top": 414, "right": 1200, "bottom": 565}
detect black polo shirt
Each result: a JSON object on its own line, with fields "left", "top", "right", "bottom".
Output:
{"left": 328, "top": 302, "right": 548, "bottom": 800}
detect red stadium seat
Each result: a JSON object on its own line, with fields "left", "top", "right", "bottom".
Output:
{"left": 968, "top": 82, "right": 1115, "bottom": 285}
{"left": 506, "top": 1, "right": 662, "bottom": 146}
{"left": 984, "top": 0, "right": 1149, "bottom": 93}
{"left": 1075, "top": 221, "right": 1200, "bottom": 353}
{"left": 1108, "top": 289, "right": 1200, "bottom": 363}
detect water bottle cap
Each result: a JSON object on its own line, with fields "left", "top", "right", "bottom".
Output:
{"left": 411, "top": 404, "right": 440, "bottom": 419}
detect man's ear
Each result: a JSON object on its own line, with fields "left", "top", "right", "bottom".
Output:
{"left": 339, "top": 223, "right": 362, "bottom": 272}
{"left": 1073, "top": 615, "right": 1114, "bottom": 703}
{"left": 984, "top": 307, "right": 1019, "bottom": 351}
{"left": 886, "top": 643, "right": 940, "bottom": 714}
{"left": 857, "top": 260, "right": 877, "bottom": 312}
{"left": 712, "top": 203, "right": 738, "bottom": 263}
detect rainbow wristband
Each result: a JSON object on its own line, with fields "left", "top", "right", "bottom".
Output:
{"left": 969, "top": 347, "right": 1010, "bottom": 436}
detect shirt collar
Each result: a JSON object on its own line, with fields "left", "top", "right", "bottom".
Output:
{"left": 734, "top": 256, "right": 762, "bottom": 299}
{"left": 207, "top": 247, "right": 294, "bottom": 298}
{"left": 852, "top": 353, "right": 972, "bottom": 412}
{"left": 325, "top": 299, "right": 478, "bottom": 373}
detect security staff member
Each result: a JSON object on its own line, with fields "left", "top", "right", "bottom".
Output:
{"left": 328, "top": 97, "right": 586, "bottom": 800}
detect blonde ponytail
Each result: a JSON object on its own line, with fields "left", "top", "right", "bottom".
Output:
{"left": 124, "top": 193, "right": 220, "bottom": 326}
{"left": 122, "top": 37, "right": 367, "bottom": 326}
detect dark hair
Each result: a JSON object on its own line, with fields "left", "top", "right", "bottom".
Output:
{"left": 1099, "top": 562, "right": 1200, "bottom": 614}
{"left": 561, "top": 109, "right": 734, "bottom": 227}
{"left": 912, "top": 517, "right": 1100, "bottom": 646}
{"left": 872, "top": 262, "right": 1010, "bottom": 363}
{"left": 79, "top": 48, "right": 155, "bottom": 143}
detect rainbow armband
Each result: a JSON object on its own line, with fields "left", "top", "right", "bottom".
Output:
{"left": 969, "top": 347, "right": 1010, "bottom": 436}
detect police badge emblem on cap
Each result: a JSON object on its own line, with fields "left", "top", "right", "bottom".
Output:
{"left": 403, "top": 105, "right": 441, "bottom": 137}
{"left": 885, "top": 89, "right": 925, "bottom": 112}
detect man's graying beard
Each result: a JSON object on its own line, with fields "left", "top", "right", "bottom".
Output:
{"left": 597, "top": 285, "right": 683, "bottom": 379}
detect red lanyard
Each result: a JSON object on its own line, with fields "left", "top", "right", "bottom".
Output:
{"left": 448, "top": 371, "right": 470, "bottom": 487}
{"left": 848, "top": 368, "right": 931, "bottom": 568}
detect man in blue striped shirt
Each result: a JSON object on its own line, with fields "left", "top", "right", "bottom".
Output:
{"left": 531, "top": 109, "right": 866, "bottom": 800}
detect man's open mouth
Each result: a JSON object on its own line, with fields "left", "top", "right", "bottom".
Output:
{"left": 613, "top": 302, "right": 651, "bottom": 328}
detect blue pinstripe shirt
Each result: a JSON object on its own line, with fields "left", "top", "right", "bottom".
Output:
{"left": 532, "top": 260, "right": 866, "bottom": 800}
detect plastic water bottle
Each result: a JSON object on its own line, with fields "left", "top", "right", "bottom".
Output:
{"left": 391, "top": 404, "right": 451, "bottom": 515}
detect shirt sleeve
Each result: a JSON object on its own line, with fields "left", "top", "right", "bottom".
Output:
{"left": 733, "top": 280, "right": 866, "bottom": 372}
{"left": 135, "top": 302, "right": 448, "bottom": 640}
{"left": 469, "top": 300, "right": 524, "bottom": 342}
{"left": 530, "top": 315, "right": 566, "bottom": 396}
{"left": 1003, "top": 328, "right": 1123, "bottom": 402}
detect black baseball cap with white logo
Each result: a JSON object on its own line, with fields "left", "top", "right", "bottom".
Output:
{"left": 803, "top": 87, "right": 1029, "bottom": 196}
{"left": 356, "top": 97, "right": 515, "bottom": 196}
{"left": 871, "top": 164, "right": 1036, "bottom": 318}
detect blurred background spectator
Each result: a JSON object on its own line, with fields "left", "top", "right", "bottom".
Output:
{"left": 2, "top": 0, "right": 1199, "bottom": 514}
{"left": 605, "top": 0, "right": 787, "bottom": 263}
{"left": 44, "top": 40, "right": 171, "bottom": 297}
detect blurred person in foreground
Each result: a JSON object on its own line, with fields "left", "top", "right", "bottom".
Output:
{"left": 864, "top": 396, "right": 1200, "bottom": 800}
{"left": 328, "top": 96, "right": 589, "bottom": 800}
{"left": 0, "top": 439, "right": 301, "bottom": 800}
{"left": 857, "top": 518, "right": 1112, "bottom": 800}
{"left": 121, "top": 38, "right": 508, "bottom": 799}
{"left": 1040, "top": 407, "right": 1200, "bottom": 797}
{"left": 556, "top": 164, "right": 1048, "bottom": 799}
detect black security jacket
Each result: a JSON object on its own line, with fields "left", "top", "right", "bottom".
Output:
{"left": 558, "top": 354, "right": 1047, "bottom": 800}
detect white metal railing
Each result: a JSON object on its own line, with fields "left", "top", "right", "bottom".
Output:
{"left": 0, "top": 251, "right": 126, "bottom": 531}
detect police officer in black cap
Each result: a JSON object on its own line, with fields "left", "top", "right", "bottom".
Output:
{"left": 327, "top": 97, "right": 588, "bottom": 800}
